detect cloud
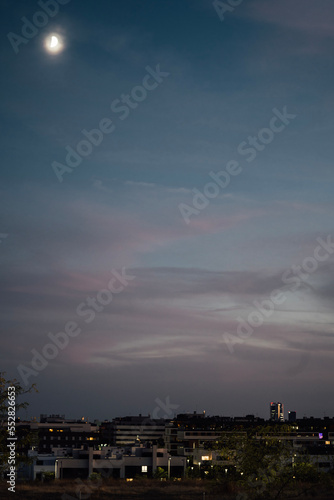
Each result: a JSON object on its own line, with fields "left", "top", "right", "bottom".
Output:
{"left": 241, "top": 0, "right": 334, "bottom": 38}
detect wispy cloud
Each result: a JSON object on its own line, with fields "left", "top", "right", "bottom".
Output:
{"left": 241, "top": 0, "right": 334, "bottom": 38}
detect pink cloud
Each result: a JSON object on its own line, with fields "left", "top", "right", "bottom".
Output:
{"left": 242, "top": 0, "right": 334, "bottom": 38}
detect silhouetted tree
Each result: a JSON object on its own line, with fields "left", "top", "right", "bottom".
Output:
{"left": 0, "top": 373, "right": 37, "bottom": 476}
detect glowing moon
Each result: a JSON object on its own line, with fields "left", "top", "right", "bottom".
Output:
{"left": 50, "top": 36, "right": 59, "bottom": 48}
{"left": 44, "top": 33, "right": 64, "bottom": 54}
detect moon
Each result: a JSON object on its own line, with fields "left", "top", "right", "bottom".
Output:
{"left": 44, "top": 33, "right": 64, "bottom": 54}
{"left": 50, "top": 36, "right": 59, "bottom": 48}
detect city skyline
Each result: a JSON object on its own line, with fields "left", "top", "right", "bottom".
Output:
{"left": 18, "top": 400, "right": 331, "bottom": 423}
{"left": 1, "top": 0, "right": 334, "bottom": 420}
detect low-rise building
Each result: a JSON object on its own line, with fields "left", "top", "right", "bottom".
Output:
{"left": 15, "top": 415, "right": 99, "bottom": 454}
{"left": 53, "top": 444, "right": 185, "bottom": 479}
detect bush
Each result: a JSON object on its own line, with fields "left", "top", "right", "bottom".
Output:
{"left": 43, "top": 471, "right": 55, "bottom": 482}
{"left": 153, "top": 467, "right": 167, "bottom": 479}
{"left": 89, "top": 472, "right": 102, "bottom": 481}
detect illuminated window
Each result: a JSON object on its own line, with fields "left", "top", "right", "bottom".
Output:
{"left": 202, "top": 456, "right": 209, "bottom": 461}
{"left": 141, "top": 466, "right": 148, "bottom": 473}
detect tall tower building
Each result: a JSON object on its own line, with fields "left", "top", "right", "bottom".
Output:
{"left": 288, "top": 411, "right": 296, "bottom": 422}
{"left": 270, "top": 402, "right": 284, "bottom": 422}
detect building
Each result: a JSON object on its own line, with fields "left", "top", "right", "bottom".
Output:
{"left": 164, "top": 413, "right": 264, "bottom": 456}
{"left": 54, "top": 444, "right": 186, "bottom": 479}
{"left": 18, "top": 451, "right": 57, "bottom": 480}
{"left": 100, "top": 415, "right": 166, "bottom": 446}
{"left": 15, "top": 415, "right": 99, "bottom": 454}
{"left": 12, "top": 413, "right": 334, "bottom": 481}
{"left": 288, "top": 411, "right": 297, "bottom": 422}
{"left": 270, "top": 402, "right": 284, "bottom": 422}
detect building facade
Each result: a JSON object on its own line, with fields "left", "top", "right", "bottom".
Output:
{"left": 270, "top": 402, "right": 284, "bottom": 422}
{"left": 100, "top": 415, "right": 166, "bottom": 446}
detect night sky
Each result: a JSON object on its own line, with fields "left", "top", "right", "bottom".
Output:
{"left": 1, "top": 0, "right": 334, "bottom": 421}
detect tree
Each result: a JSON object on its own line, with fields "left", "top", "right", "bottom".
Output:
{"left": 153, "top": 467, "right": 168, "bottom": 479}
{"left": 214, "top": 425, "right": 293, "bottom": 498}
{"left": 0, "top": 373, "right": 37, "bottom": 476}
{"left": 215, "top": 424, "right": 334, "bottom": 499}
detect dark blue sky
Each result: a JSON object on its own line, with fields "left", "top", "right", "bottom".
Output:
{"left": 1, "top": 0, "right": 334, "bottom": 420}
